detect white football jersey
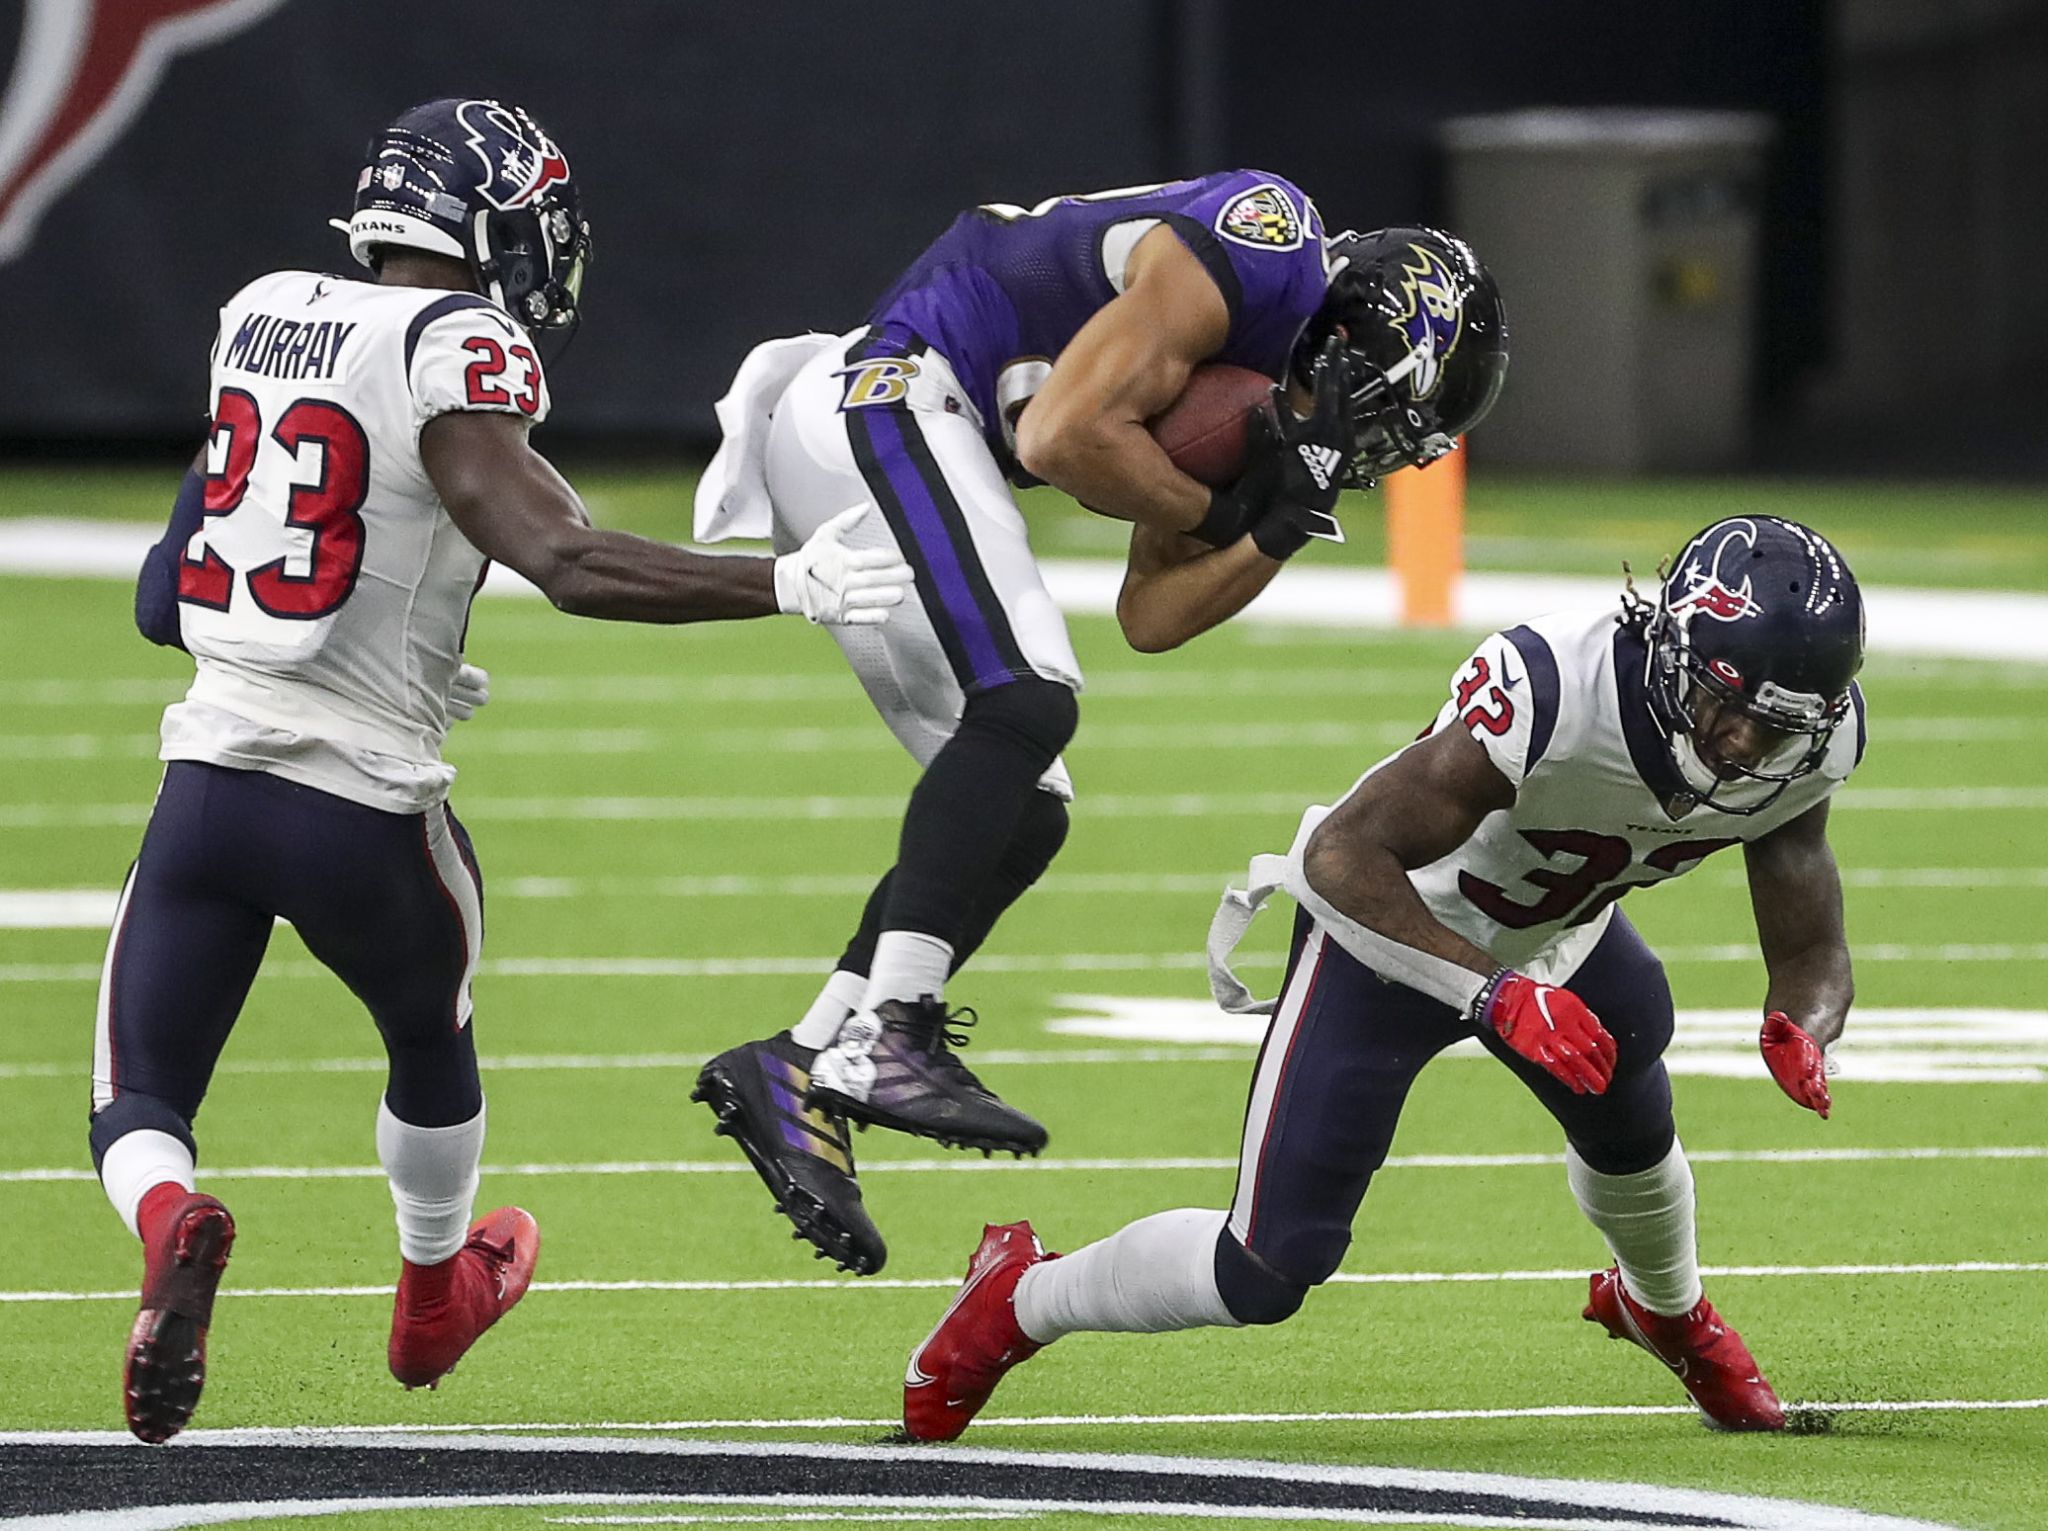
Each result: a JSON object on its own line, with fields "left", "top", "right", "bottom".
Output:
{"left": 160, "top": 270, "right": 550, "bottom": 811}
{"left": 1312, "top": 606, "right": 1866, "bottom": 984}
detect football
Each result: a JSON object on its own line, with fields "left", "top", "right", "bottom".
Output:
{"left": 1147, "top": 363, "right": 1273, "bottom": 486}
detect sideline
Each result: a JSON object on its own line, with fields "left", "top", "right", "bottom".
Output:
{"left": 4, "top": 518, "right": 2044, "bottom": 662}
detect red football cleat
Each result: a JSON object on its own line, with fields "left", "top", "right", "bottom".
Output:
{"left": 388, "top": 1206, "right": 540, "bottom": 1390}
{"left": 1583, "top": 1266, "right": 1785, "bottom": 1431}
{"left": 903, "top": 1220, "right": 1056, "bottom": 1442}
{"left": 125, "top": 1190, "right": 236, "bottom": 1445}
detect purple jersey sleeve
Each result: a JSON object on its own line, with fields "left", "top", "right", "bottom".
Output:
{"left": 1169, "top": 171, "right": 1331, "bottom": 379}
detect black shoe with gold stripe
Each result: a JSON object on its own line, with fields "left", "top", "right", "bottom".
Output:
{"left": 692, "top": 1031, "right": 887, "bottom": 1275}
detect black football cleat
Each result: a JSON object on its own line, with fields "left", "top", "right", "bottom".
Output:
{"left": 807, "top": 998, "right": 1048, "bottom": 1156}
{"left": 693, "top": 1032, "right": 887, "bottom": 1276}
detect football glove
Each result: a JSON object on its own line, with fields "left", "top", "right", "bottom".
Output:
{"left": 1227, "top": 335, "right": 1353, "bottom": 561}
{"left": 774, "top": 503, "right": 915, "bottom": 626}
{"left": 447, "top": 663, "right": 490, "bottom": 722}
{"left": 1760, "top": 1010, "right": 1831, "bottom": 1118}
{"left": 1469, "top": 969, "right": 1617, "bottom": 1096}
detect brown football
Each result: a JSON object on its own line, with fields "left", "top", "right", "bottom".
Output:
{"left": 1147, "top": 363, "right": 1274, "bottom": 486}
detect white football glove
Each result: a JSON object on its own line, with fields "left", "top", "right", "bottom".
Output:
{"left": 447, "top": 662, "right": 491, "bottom": 722}
{"left": 773, "top": 503, "right": 914, "bottom": 626}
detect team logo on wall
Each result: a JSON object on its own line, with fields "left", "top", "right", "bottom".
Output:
{"left": 1215, "top": 184, "right": 1303, "bottom": 250}
{"left": 0, "top": 0, "right": 291, "bottom": 265}
{"left": 1388, "top": 242, "right": 1466, "bottom": 400}
{"left": 455, "top": 98, "right": 572, "bottom": 211}
{"left": 1670, "top": 520, "right": 1767, "bottom": 622}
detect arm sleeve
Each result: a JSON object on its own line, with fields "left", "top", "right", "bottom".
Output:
{"left": 135, "top": 469, "right": 205, "bottom": 650}
{"left": 407, "top": 295, "right": 552, "bottom": 429}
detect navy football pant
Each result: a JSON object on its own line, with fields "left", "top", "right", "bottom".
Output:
{"left": 89, "top": 762, "right": 486, "bottom": 1169}
{"left": 1224, "top": 908, "right": 1677, "bottom": 1293}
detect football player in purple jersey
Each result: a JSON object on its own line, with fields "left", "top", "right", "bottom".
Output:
{"left": 693, "top": 175, "right": 1508, "bottom": 1275}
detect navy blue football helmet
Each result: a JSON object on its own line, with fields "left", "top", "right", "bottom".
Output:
{"left": 335, "top": 98, "right": 590, "bottom": 334}
{"left": 1293, "top": 227, "right": 1508, "bottom": 486}
{"left": 1639, "top": 516, "right": 1864, "bottom": 814}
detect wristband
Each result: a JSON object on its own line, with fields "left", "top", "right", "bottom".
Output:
{"left": 1464, "top": 967, "right": 1512, "bottom": 1029}
{"left": 1250, "top": 504, "right": 1313, "bottom": 561}
{"left": 1188, "top": 487, "right": 1255, "bottom": 549}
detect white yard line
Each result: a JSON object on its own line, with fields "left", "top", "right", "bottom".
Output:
{"left": 7, "top": 1396, "right": 2045, "bottom": 1442}
{"left": 6, "top": 785, "right": 2047, "bottom": 831}
{"left": 5, "top": 1260, "right": 2044, "bottom": 1305}
{"left": 9, "top": 943, "right": 2048, "bottom": 986}
{"left": 8, "top": 867, "right": 2044, "bottom": 928}
{"left": 2, "top": 1145, "right": 2041, "bottom": 1183}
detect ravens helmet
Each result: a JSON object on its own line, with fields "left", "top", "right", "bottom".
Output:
{"left": 1637, "top": 516, "right": 1864, "bottom": 814}
{"left": 1293, "top": 227, "right": 1508, "bottom": 485}
{"left": 335, "top": 98, "right": 590, "bottom": 334}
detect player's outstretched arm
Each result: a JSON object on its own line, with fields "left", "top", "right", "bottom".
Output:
{"left": 1302, "top": 726, "right": 1616, "bottom": 1095}
{"left": 134, "top": 448, "right": 208, "bottom": 649}
{"left": 425, "top": 412, "right": 908, "bottom": 626}
{"left": 1745, "top": 799, "right": 1852, "bottom": 1116}
{"left": 1012, "top": 226, "right": 1227, "bottom": 534}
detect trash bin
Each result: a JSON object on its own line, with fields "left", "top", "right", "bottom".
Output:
{"left": 1441, "top": 108, "right": 1774, "bottom": 473}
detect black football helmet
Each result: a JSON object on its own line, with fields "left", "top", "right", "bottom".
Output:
{"left": 1637, "top": 516, "right": 1864, "bottom": 814}
{"left": 1292, "top": 227, "right": 1508, "bottom": 485}
{"left": 334, "top": 98, "right": 590, "bottom": 335}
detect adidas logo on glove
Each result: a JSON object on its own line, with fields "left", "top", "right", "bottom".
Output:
{"left": 1297, "top": 444, "right": 1342, "bottom": 490}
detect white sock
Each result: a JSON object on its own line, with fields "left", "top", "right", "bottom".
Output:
{"left": 1567, "top": 1138, "right": 1702, "bottom": 1316}
{"left": 377, "top": 1097, "right": 485, "bottom": 1266}
{"left": 99, "top": 1129, "right": 196, "bottom": 1239}
{"left": 862, "top": 930, "right": 954, "bottom": 1009}
{"left": 792, "top": 969, "right": 868, "bottom": 1050}
{"left": 1013, "top": 1208, "right": 1242, "bottom": 1344}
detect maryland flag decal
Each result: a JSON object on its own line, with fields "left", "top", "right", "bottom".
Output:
{"left": 0, "top": 0, "right": 289, "bottom": 264}
{"left": 1215, "top": 183, "right": 1303, "bottom": 251}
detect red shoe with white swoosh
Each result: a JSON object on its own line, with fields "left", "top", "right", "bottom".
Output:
{"left": 1583, "top": 1266, "right": 1785, "bottom": 1431}
{"left": 903, "top": 1221, "right": 1056, "bottom": 1441}
{"left": 388, "top": 1207, "right": 539, "bottom": 1390}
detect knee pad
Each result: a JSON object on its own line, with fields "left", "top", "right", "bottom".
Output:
{"left": 89, "top": 1093, "right": 197, "bottom": 1173}
{"left": 1569, "top": 1121, "right": 1678, "bottom": 1178}
{"left": 961, "top": 676, "right": 1079, "bottom": 765}
{"left": 1213, "top": 1229, "right": 1314, "bottom": 1326}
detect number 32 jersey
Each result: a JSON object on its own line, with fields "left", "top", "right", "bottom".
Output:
{"left": 161, "top": 270, "right": 550, "bottom": 812}
{"left": 1338, "top": 607, "right": 1868, "bottom": 984}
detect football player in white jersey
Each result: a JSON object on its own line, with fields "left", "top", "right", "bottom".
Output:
{"left": 98, "top": 97, "right": 909, "bottom": 1445}
{"left": 900, "top": 516, "right": 1865, "bottom": 1440}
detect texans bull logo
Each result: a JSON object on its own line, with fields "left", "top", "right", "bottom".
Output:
{"left": 455, "top": 98, "right": 571, "bottom": 212}
{"left": 0, "top": 0, "right": 288, "bottom": 265}
{"left": 1669, "top": 518, "right": 1767, "bottom": 622}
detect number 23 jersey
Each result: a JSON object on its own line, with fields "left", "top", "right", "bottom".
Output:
{"left": 1359, "top": 607, "right": 1867, "bottom": 984}
{"left": 162, "top": 270, "right": 550, "bottom": 812}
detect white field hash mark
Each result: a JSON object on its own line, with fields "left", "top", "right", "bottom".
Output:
{"left": 6, "top": 1260, "right": 2048, "bottom": 1305}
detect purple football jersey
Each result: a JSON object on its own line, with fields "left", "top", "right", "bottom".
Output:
{"left": 868, "top": 171, "right": 1329, "bottom": 449}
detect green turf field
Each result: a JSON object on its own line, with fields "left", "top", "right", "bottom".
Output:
{"left": 1, "top": 472, "right": 2045, "bottom": 1529}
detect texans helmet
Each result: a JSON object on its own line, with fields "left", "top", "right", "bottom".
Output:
{"left": 334, "top": 97, "right": 590, "bottom": 334}
{"left": 1638, "top": 516, "right": 1864, "bottom": 814}
{"left": 1293, "top": 227, "right": 1508, "bottom": 485}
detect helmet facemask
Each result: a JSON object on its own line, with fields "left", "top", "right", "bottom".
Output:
{"left": 1645, "top": 600, "right": 1846, "bottom": 816}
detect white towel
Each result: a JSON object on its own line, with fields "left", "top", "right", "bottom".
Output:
{"left": 693, "top": 332, "right": 837, "bottom": 543}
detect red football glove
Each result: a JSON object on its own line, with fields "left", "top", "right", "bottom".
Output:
{"left": 1471, "top": 970, "right": 1616, "bottom": 1096}
{"left": 1760, "top": 1010, "right": 1831, "bottom": 1118}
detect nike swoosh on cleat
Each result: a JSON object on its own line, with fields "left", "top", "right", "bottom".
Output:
{"left": 903, "top": 1252, "right": 1004, "bottom": 1389}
